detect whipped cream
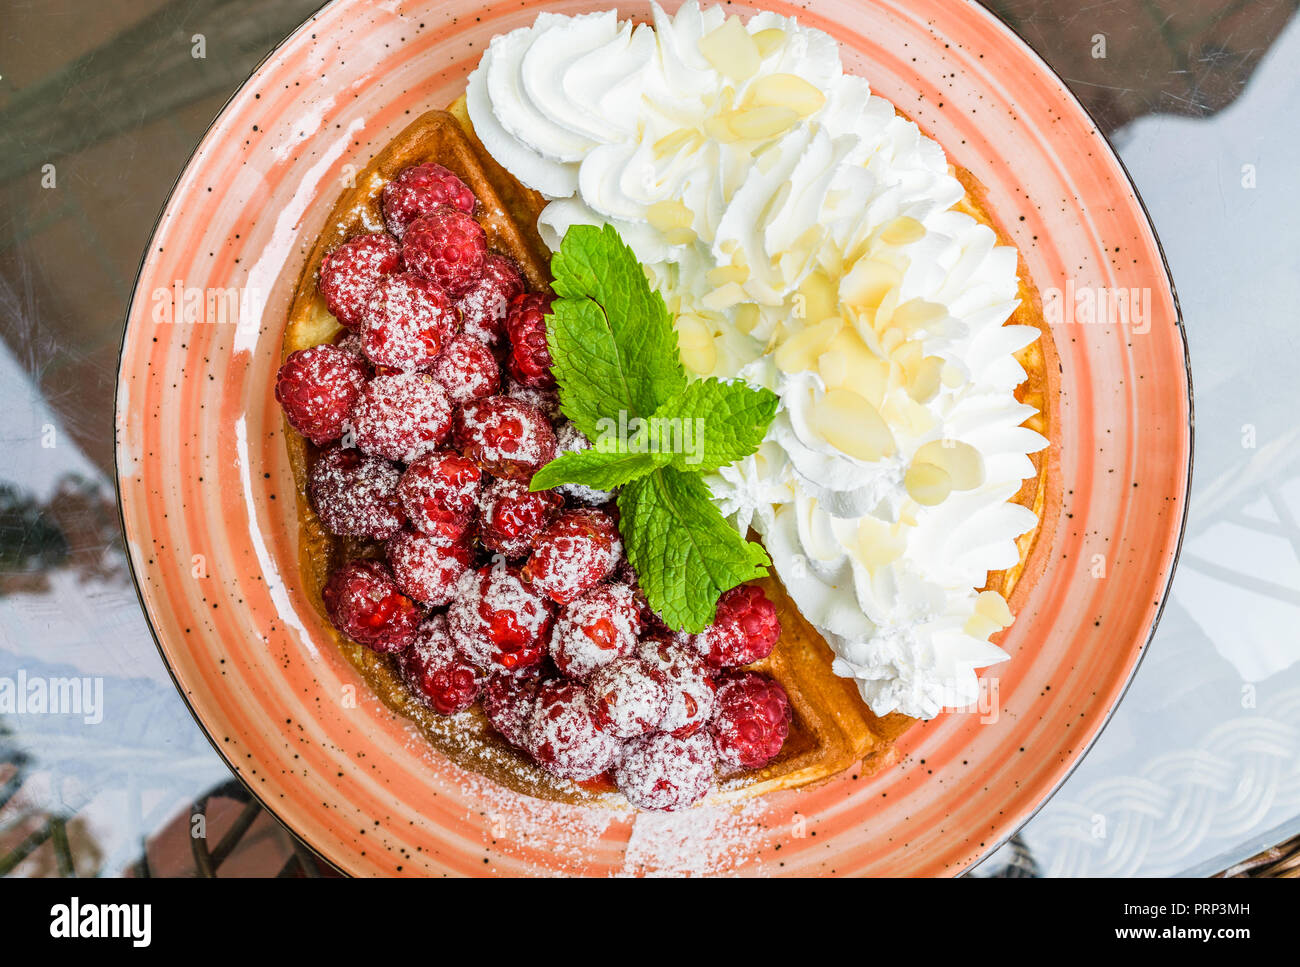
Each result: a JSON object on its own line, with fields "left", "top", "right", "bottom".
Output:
{"left": 468, "top": 2, "right": 1048, "bottom": 719}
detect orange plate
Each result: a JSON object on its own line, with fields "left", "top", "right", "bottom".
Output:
{"left": 115, "top": 0, "right": 1191, "bottom": 876}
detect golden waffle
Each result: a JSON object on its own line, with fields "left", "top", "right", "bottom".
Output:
{"left": 280, "top": 98, "right": 1057, "bottom": 805}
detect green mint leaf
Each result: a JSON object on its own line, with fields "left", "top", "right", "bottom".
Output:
{"left": 547, "top": 224, "right": 686, "bottom": 439}
{"left": 618, "top": 467, "right": 771, "bottom": 633}
{"left": 649, "top": 378, "right": 779, "bottom": 474}
{"left": 529, "top": 448, "right": 668, "bottom": 492}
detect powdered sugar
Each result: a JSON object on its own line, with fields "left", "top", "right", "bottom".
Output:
{"left": 554, "top": 420, "right": 613, "bottom": 505}
{"left": 549, "top": 583, "right": 641, "bottom": 680}
{"left": 308, "top": 446, "right": 405, "bottom": 539}
{"left": 349, "top": 372, "right": 452, "bottom": 463}
{"left": 429, "top": 333, "right": 501, "bottom": 403}
{"left": 386, "top": 528, "right": 474, "bottom": 607}
{"left": 360, "top": 271, "right": 457, "bottom": 371}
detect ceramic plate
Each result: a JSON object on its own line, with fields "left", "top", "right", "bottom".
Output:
{"left": 115, "top": 0, "right": 1191, "bottom": 875}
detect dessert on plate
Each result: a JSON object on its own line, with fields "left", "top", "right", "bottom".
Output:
{"left": 275, "top": 2, "right": 1054, "bottom": 810}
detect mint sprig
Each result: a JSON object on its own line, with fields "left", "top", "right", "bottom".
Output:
{"left": 534, "top": 224, "right": 776, "bottom": 632}
{"left": 547, "top": 225, "right": 686, "bottom": 440}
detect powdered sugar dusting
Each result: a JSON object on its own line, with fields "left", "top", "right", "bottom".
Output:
{"left": 622, "top": 798, "right": 767, "bottom": 877}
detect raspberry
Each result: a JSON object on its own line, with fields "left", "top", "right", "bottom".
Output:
{"left": 382, "top": 163, "right": 476, "bottom": 238}
{"left": 482, "top": 671, "right": 543, "bottom": 748}
{"left": 505, "top": 379, "right": 563, "bottom": 422}
{"left": 504, "top": 293, "right": 555, "bottom": 388}
{"left": 308, "top": 446, "right": 406, "bottom": 539}
{"left": 386, "top": 528, "right": 476, "bottom": 607}
{"left": 637, "top": 638, "right": 715, "bottom": 737}
{"left": 360, "top": 272, "right": 459, "bottom": 371}
{"left": 448, "top": 565, "right": 554, "bottom": 672}
{"left": 710, "top": 671, "right": 791, "bottom": 769}
{"left": 524, "top": 509, "right": 621, "bottom": 605}
{"left": 429, "top": 333, "right": 501, "bottom": 403}
{"left": 454, "top": 395, "right": 557, "bottom": 481}
{"left": 322, "top": 559, "right": 422, "bottom": 653}
{"left": 318, "top": 232, "right": 402, "bottom": 329}
{"left": 554, "top": 421, "right": 612, "bottom": 506}
{"left": 614, "top": 731, "right": 715, "bottom": 811}
{"left": 397, "top": 451, "right": 481, "bottom": 539}
{"left": 274, "top": 344, "right": 367, "bottom": 445}
{"left": 478, "top": 478, "right": 563, "bottom": 559}
{"left": 588, "top": 656, "right": 669, "bottom": 739}
{"left": 333, "top": 329, "right": 369, "bottom": 365}
{"left": 527, "top": 680, "right": 619, "bottom": 782}
{"left": 457, "top": 254, "right": 524, "bottom": 348}
{"left": 694, "top": 584, "right": 781, "bottom": 669}
{"left": 349, "top": 372, "right": 452, "bottom": 464}
{"left": 401, "top": 207, "right": 487, "bottom": 297}
{"left": 400, "top": 614, "right": 484, "bottom": 714}
{"left": 548, "top": 583, "right": 641, "bottom": 680}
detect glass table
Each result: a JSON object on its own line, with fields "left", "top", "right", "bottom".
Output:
{"left": 1, "top": 0, "right": 1297, "bottom": 877}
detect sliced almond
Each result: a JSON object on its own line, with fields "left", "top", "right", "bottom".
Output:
{"left": 747, "top": 72, "right": 827, "bottom": 117}
{"left": 698, "top": 15, "right": 761, "bottom": 81}
{"left": 726, "top": 105, "right": 800, "bottom": 141}
{"left": 675, "top": 313, "right": 717, "bottom": 376}
{"left": 914, "top": 439, "right": 985, "bottom": 490}
{"left": 645, "top": 199, "right": 694, "bottom": 232}
{"left": 774, "top": 316, "right": 842, "bottom": 374}
{"left": 841, "top": 257, "right": 901, "bottom": 311}
{"left": 812, "top": 388, "right": 896, "bottom": 461}
{"left": 903, "top": 461, "right": 952, "bottom": 506}
{"left": 879, "top": 215, "right": 926, "bottom": 246}
{"left": 856, "top": 517, "right": 906, "bottom": 570}
{"left": 975, "top": 589, "right": 1014, "bottom": 628}
{"left": 906, "top": 354, "right": 945, "bottom": 403}
{"left": 752, "top": 27, "right": 787, "bottom": 57}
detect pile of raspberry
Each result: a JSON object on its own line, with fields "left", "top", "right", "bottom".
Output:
{"left": 276, "top": 162, "right": 791, "bottom": 811}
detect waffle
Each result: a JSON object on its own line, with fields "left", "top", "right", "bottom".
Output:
{"left": 280, "top": 98, "right": 1056, "bottom": 805}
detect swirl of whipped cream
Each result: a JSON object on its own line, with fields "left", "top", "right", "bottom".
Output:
{"left": 467, "top": 1, "right": 1049, "bottom": 719}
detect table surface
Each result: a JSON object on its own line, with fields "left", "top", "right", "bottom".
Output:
{"left": 1, "top": 0, "right": 1297, "bottom": 878}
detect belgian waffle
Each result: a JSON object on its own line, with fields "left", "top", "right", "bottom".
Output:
{"left": 280, "top": 98, "right": 1056, "bottom": 805}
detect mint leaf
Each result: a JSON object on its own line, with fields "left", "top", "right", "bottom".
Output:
{"left": 529, "top": 448, "right": 668, "bottom": 492}
{"left": 650, "top": 378, "right": 779, "bottom": 474}
{"left": 619, "top": 467, "right": 771, "bottom": 633}
{"left": 547, "top": 224, "right": 686, "bottom": 439}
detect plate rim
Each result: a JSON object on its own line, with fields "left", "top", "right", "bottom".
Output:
{"left": 112, "top": 0, "right": 1194, "bottom": 877}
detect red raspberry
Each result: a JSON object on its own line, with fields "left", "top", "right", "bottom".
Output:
{"left": 504, "top": 292, "right": 555, "bottom": 388}
{"left": 360, "top": 272, "right": 459, "bottom": 371}
{"left": 398, "top": 451, "right": 482, "bottom": 539}
{"left": 637, "top": 638, "right": 715, "bottom": 737}
{"left": 274, "top": 344, "right": 367, "bottom": 445}
{"left": 448, "top": 565, "right": 554, "bottom": 672}
{"left": 400, "top": 614, "right": 484, "bottom": 714}
{"left": 429, "top": 333, "right": 501, "bottom": 404}
{"left": 382, "top": 163, "right": 476, "bottom": 238}
{"left": 505, "top": 379, "right": 562, "bottom": 423}
{"left": 482, "top": 671, "right": 544, "bottom": 748}
{"left": 614, "top": 731, "right": 715, "bottom": 811}
{"left": 349, "top": 372, "right": 452, "bottom": 464}
{"left": 454, "top": 395, "right": 557, "bottom": 481}
{"left": 524, "top": 509, "right": 621, "bottom": 605}
{"left": 457, "top": 254, "right": 524, "bottom": 348}
{"left": 710, "top": 671, "right": 791, "bottom": 769}
{"left": 401, "top": 207, "right": 487, "bottom": 297}
{"left": 308, "top": 446, "right": 406, "bottom": 539}
{"left": 548, "top": 583, "right": 641, "bottom": 680}
{"left": 478, "top": 478, "right": 563, "bottom": 559}
{"left": 318, "top": 232, "right": 402, "bottom": 329}
{"left": 588, "top": 656, "right": 669, "bottom": 739}
{"left": 694, "top": 583, "right": 781, "bottom": 669}
{"left": 322, "top": 559, "right": 422, "bottom": 653}
{"left": 527, "top": 680, "right": 618, "bottom": 782}
{"left": 386, "top": 528, "right": 476, "bottom": 607}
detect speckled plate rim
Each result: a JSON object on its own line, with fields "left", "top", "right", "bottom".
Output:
{"left": 112, "top": 0, "right": 1193, "bottom": 876}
